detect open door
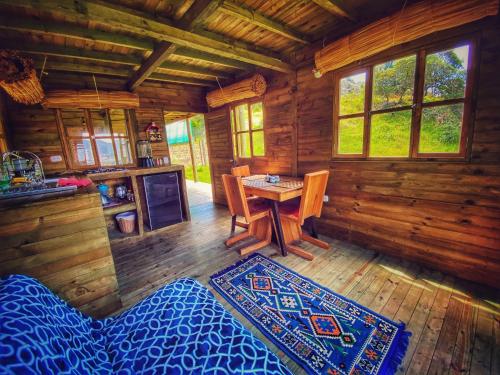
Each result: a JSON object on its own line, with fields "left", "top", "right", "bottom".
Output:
{"left": 205, "top": 107, "right": 233, "bottom": 205}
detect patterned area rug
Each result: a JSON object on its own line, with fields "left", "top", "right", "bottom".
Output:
{"left": 210, "top": 254, "right": 410, "bottom": 375}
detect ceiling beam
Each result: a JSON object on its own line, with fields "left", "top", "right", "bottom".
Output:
{"left": 0, "top": 16, "right": 249, "bottom": 70}
{"left": 218, "top": 0, "right": 310, "bottom": 44}
{"left": 127, "top": 42, "right": 177, "bottom": 91}
{"left": 34, "top": 60, "right": 217, "bottom": 86}
{"left": 311, "top": 0, "right": 357, "bottom": 21}
{"left": 3, "top": 42, "right": 234, "bottom": 79}
{"left": 178, "top": 0, "right": 223, "bottom": 31}
{"left": 0, "top": 0, "right": 293, "bottom": 73}
{"left": 127, "top": 0, "right": 224, "bottom": 91}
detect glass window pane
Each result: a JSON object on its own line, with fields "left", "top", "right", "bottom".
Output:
{"left": 338, "top": 117, "right": 364, "bottom": 154}
{"left": 232, "top": 134, "right": 237, "bottom": 158}
{"left": 90, "top": 109, "right": 111, "bottom": 136}
{"left": 235, "top": 104, "right": 249, "bottom": 131}
{"left": 70, "top": 138, "right": 95, "bottom": 166}
{"left": 419, "top": 104, "right": 464, "bottom": 153}
{"left": 424, "top": 45, "right": 469, "bottom": 102}
{"left": 109, "top": 109, "right": 128, "bottom": 136}
{"left": 251, "top": 102, "right": 264, "bottom": 129}
{"left": 339, "top": 72, "right": 366, "bottom": 116}
{"left": 370, "top": 110, "right": 412, "bottom": 157}
{"left": 114, "top": 138, "right": 132, "bottom": 165}
{"left": 252, "top": 131, "right": 265, "bottom": 156}
{"left": 61, "top": 109, "right": 89, "bottom": 137}
{"left": 238, "top": 133, "right": 251, "bottom": 158}
{"left": 372, "top": 55, "right": 416, "bottom": 110}
{"left": 95, "top": 138, "right": 116, "bottom": 166}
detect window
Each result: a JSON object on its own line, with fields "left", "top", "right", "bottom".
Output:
{"left": 59, "top": 108, "right": 133, "bottom": 168}
{"left": 230, "top": 100, "right": 265, "bottom": 159}
{"left": 333, "top": 40, "right": 474, "bottom": 159}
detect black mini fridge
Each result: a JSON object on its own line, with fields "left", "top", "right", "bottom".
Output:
{"left": 142, "top": 172, "right": 183, "bottom": 230}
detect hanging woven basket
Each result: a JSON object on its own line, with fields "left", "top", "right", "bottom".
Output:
{"left": 0, "top": 50, "right": 44, "bottom": 105}
{"left": 206, "top": 74, "right": 266, "bottom": 108}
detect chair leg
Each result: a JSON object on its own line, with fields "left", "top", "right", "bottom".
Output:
{"left": 286, "top": 244, "right": 314, "bottom": 261}
{"left": 239, "top": 215, "right": 272, "bottom": 256}
{"left": 236, "top": 221, "right": 249, "bottom": 229}
{"left": 225, "top": 230, "right": 251, "bottom": 247}
{"left": 301, "top": 233, "right": 330, "bottom": 249}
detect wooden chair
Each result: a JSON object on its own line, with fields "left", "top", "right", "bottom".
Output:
{"left": 279, "top": 170, "right": 330, "bottom": 260}
{"left": 222, "top": 174, "right": 273, "bottom": 256}
{"left": 229, "top": 165, "right": 252, "bottom": 234}
{"left": 231, "top": 165, "right": 251, "bottom": 177}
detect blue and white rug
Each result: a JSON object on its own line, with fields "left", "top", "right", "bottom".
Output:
{"left": 210, "top": 253, "right": 410, "bottom": 375}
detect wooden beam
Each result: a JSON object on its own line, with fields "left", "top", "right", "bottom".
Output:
{"left": 0, "top": 15, "right": 154, "bottom": 51}
{"left": 311, "top": 0, "right": 357, "bottom": 21}
{"left": 178, "top": 0, "right": 222, "bottom": 31}
{"left": 0, "top": 15, "right": 249, "bottom": 71}
{"left": 34, "top": 61, "right": 217, "bottom": 87}
{"left": 1, "top": 41, "right": 233, "bottom": 79}
{"left": 173, "top": 48, "right": 252, "bottom": 70}
{"left": 0, "top": 0, "right": 293, "bottom": 73}
{"left": 128, "top": 42, "right": 177, "bottom": 91}
{"left": 218, "top": 0, "right": 310, "bottom": 44}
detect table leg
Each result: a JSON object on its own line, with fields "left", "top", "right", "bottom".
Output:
{"left": 310, "top": 217, "right": 318, "bottom": 239}
{"left": 270, "top": 201, "right": 287, "bottom": 256}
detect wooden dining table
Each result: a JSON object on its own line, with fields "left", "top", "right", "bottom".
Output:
{"left": 242, "top": 174, "right": 304, "bottom": 256}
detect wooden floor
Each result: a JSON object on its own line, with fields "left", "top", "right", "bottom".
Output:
{"left": 111, "top": 202, "right": 499, "bottom": 375}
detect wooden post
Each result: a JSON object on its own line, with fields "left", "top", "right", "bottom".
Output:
{"left": 186, "top": 117, "right": 198, "bottom": 182}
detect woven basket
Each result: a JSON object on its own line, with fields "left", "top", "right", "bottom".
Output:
{"left": 0, "top": 50, "right": 44, "bottom": 105}
{"left": 206, "top": 74, "right": 266, "bottom": 108}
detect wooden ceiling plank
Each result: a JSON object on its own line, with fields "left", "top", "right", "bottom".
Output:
{"left": 2, "top": 41, "right": 233, "bottom": 79}
{"left": 0, "top": 0, "right": 293, "bottom": 72}
{"left": 128, "top": 42, "right": 177, "bottom": 91}
{"left": 0, "top": 15, "right": 154, "bottom": 51}
{"left": 218, "top": 0, "right": 310, "bottom": 44}
{"left": 0, "top": 15, "right": 250, "bottom": 71}
{"left": 311, "top": 0, "right": 357, "bottom": 21}
{"left": 33, "top": 60, "right": 217, "bottom": 86}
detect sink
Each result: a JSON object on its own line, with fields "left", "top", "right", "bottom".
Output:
{"left": 0, "top": 179, "right": 77, "bottom": 204}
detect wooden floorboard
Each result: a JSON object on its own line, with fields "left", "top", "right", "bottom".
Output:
{"left": 110, "top": 202, "right": 499, "bottom": 375}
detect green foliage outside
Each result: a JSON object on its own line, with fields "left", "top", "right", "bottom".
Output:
{"left": 184, "top": 165, "right": 212, "bottom": 184}
{"left": 338, "top": 46, "right": 468, "bottom": 155}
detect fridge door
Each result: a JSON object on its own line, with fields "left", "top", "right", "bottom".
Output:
{"left": 143, "top": 173, "right": 183, "bottom": 230}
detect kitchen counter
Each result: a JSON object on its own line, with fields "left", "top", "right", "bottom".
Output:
{"left": 0, "top": 182, "right": 121, "bottom": 318}
{"left": 85, "top": 165, "right": 186, "bottom": 180}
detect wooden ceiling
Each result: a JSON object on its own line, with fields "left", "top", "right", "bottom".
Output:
{"left": 0, "top": 0, "right": 408, "bottom": 90}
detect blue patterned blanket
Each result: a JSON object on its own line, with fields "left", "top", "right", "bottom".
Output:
{"left": 210, "top": 254, "right": 410, "bottom": 375}
{"left": 0, "top": 274, "right": 291, "bottom": 374}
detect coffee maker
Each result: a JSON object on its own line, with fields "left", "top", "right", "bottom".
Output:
{"left": 136, "top": 140, "right": 154, "bottom": 168}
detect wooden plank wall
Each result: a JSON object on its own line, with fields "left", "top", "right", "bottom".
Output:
{"left": 4, "top": 72, "right": 207, "bottom": 173}
{"left": 295, "top": 20, "right": 500, "bottom": 288}
{"left": 0, "top": 189, "right": 121, "bottom": 318}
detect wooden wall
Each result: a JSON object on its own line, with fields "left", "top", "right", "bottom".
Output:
{"left": 295, "top": 20, "right": 500, "bottom": 288}
{"left": 4, "top": 73, "right": 207, "bottom": 172}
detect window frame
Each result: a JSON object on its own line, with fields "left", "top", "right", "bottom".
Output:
{"left": 332, "top": 36, "right": 477, "bottom": 161}
{"left": 229, "top": 97, "right": 265, "bottom": 160}
{"left": 57, "top": 108, "right": 136, "bottom": 170}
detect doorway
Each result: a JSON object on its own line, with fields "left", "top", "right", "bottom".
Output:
{"left": 164, "top": 112, "right": 212, "bottom": 208}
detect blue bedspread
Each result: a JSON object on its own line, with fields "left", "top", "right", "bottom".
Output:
{"left": 0, "top": 274, "right": 291, "bottom": 374}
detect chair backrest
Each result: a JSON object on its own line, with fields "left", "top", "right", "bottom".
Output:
{"left": 231, "top": 165, "right": 251, "bottom": 177}
{"left": 298, "top": 170, "right": 329, "bottom": 225}
{"left": 222, "top": 174, "right": 250, "bottom": 220}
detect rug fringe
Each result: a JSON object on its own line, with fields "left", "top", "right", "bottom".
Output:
{"left": 380, "top": 322, "right": 411, "bottom": 375}
{"left": 210, "top": 252, "right": 261, "bottom": 280}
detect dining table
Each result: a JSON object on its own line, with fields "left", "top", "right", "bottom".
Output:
{"left": 241, "top": 174, "right": 305, "bottom": 256}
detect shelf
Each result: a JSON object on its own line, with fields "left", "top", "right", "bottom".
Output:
{"left": 108, "top": 227, "right": 139, "bottom": 242}
{"left": 103, "top": 201, "right": 136, "bottom": 216}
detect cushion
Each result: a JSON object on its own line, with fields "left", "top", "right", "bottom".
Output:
{"left": 1, "top": 275, "right": 291, "bottom": 375}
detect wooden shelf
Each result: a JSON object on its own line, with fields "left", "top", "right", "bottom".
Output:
{"left": 103, "top": 201, "right": 136, "bottom": 216}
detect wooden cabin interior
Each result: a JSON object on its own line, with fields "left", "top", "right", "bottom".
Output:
{"left": 0, "top": 0, "right": 498, "bottom": 374}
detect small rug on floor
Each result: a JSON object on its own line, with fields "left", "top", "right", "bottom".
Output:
{"left": 210, "top": 253, "right": 410, "bottom": 375}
